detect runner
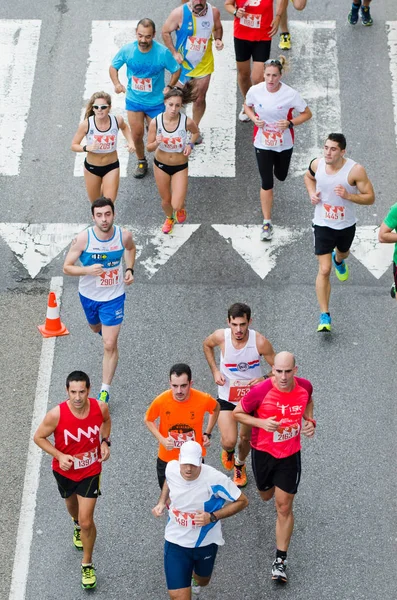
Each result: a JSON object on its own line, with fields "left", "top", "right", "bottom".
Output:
{"left": 278, "top": 0, "right": 307, "bottom": 51}
{"left": 145, "top": 363, "right": 220, "bottom": 489}
{"left": 109, "top": 18, "right": 181, "bottom": 178}
{"left": 244, "top": 56, "right": 312, "bottom": 240}
{"left": 203, "top": 302, "right": 276, "bottom": 488}
{"left": 304, "top": 133, "right": 375, "bottom": 332}
{"left": 71, "top": 91, "right": 135, "bottom": 203}
{"left": 162, "top": 0, "right": 224, "bottom": 142}
{"left": 378, "top": 204, "right": 397, "bottom": 299}
{"left": 224, "top": 0, "right": 288, "bottom": 122}
{"left": 63, "top": 197, "right": 136, "bottom": 403}
{"left": 234, "top": 352, "right": 315, "bottom": 584}
{"left": 152, "top": 441, "right": 248, "bottom": 599}
{"left": 348, "top": 0, "right": 373, "bottom": 26}
{"left": 33, "top": 371, "right": 111, "bottom": 590}
{"left": 146, "top": 85, "right": 199, "bottom": 234}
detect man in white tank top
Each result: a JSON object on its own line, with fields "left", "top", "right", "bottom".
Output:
{"left": 203, "top": 303, "right": 276, "bottom": 487}
{"left": 304, "top": 134, "right": 375, "bottom": 333}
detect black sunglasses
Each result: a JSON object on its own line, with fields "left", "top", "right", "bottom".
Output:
{"left": 93, "top": 105, "right": 109, "bottom": 110}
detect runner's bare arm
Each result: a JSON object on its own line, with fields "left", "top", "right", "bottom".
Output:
{"left": 243, "top": 103, "right": 264, "bottom": 127}
{"left": 118, "top": 115, "right": 136, "bottom": 153}
{"left": 186, "top": 117, "right": 199, "bottom": 136}
{"left": 147, "top": 118, "right": 160, "bottom": 153}
{"left": 162, "top": 8, "right": 183, "bottom": 57}
{"left": 109, "top": 65, "right": 126, "bottom": 94}
{"left": 378, "top": 222, "right": 397, "bottom": 243}
{"left": 98, "top": 404, "right": 111, "bottom": 462}
{"left": 152, "top": 481, "right": 170, "bottom": 516}
{"left": 144, "top": 418, "right": 175, "bottom": 451}
{"left": 336, "top": 164, "right": 375, "bottom": 205}
{"left": 247, "top": 335, "right": 276, "bottom": 385}
{"left": 204, "top": 401, "right": 221, "bottom": 438}
{"left": 302, "top": 398, "right": 315, "bottom": 438}
{"left": 203, "top": 330, "right": 226, "bottom": 385}
{"left": 33, "top": 407, "right": 73, "bottom": 468}
{"left": 233, "top": 402, "right": 280, "bottom": 431}
{"left": 213, "top": 8, "right": 224, "bottom": 50}
{"left": 63, "top": 232, "right": 103, "bottom": 277}
{"left": 269, "top": 0, "right": 289, "bottom": 37}
{"left": 71, "top": 120, "right": 90, "bottom": 152}
{"left": 122, "top": 230, "right": 136, "bottom": 285}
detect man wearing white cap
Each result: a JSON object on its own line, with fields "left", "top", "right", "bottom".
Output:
{"left": 152, "top": 441, "right": 248, "bottom": 598}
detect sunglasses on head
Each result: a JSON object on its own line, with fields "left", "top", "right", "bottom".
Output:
{"left": 265, "top": 59, "right": 282, "bottom": 67}
{"left": 93, "top": 105, "right": 109, "bottom": 110}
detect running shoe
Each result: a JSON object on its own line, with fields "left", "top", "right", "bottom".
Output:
{"left": 162, "top": 217, "right": 175, "bottom": 234}
{"left": 221, "top": 449, "right": 235, "bottom": 471}
{"left": 81, "top": 564, "right": 96, "bottom": 590}
{"left": 260, "top": 222, "right": 274, "bottom": 241}
{"left": 317, "top": 313, "right": 331, "bottom": 333}
{"left": 272, "top": 558, "right": 288, "bottom": 583}
{"left": 195, "top": 134, "right": 203, "bottom": 145}
{"left": 348, "top": 2, "right": 360, "bottom": 24}
{"left": 191, "top": 576, "right": 201, "bottom": 596}
{"left": 174, "top": 208, "right": 187, "bottom": 224}
{"left": 360, "top": 5, "right": 373, "bottom": 26}
{"left": 238, "top": 105, "right": 250, "bottom": 122}
{"left": 73, "top": 525, "right": 83, "bottom": 550}
{"left": 278, "top": 32, "right": 291, "bottom": 50}
{"left": 332, "top": 250, "right": 349, "bottom": 281}
{"left": 133, "top": 159, "right": 148, "bottom": 179}
{"left": 98, "top": 390, "right": 109, "bottom": 403}
{"left": 391, "top": 283, "right": 396, "bottom": 299}
{"left": 233, "top": 464, "right": 248, "bottom": 488}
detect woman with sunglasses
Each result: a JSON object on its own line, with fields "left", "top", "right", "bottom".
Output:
{"left": 71, "top": 91, "right": 135, "bottom": 203}
{"left": 244, "top": 56, "right": 312, "bottom": 240}
{"left": 146, "top": 85, "right": 199, "bottom": 234}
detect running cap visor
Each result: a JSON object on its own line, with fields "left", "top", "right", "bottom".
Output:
{"left": 179, "top": 441, "right": 202, "bottom": 466}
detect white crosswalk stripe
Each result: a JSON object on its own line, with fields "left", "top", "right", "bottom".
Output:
{"left": 387, "top": 22, "right": 397, "bottom": 147}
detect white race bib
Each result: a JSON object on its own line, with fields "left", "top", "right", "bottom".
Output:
{"left": 170, "top": 508, "right": 199, "bottom": 528}
{"left": 169, "top": 430, "right": 196, "bottom": 448}
{"left": 96, "top": 267, "right": 121, "bottom": 288}
{"left": 261, "top": 125, "right": 283, "bottom": 148}
{"left": 186, "top": 36, "right": 209, "bottom": 54}
{"left": 240, "top": 13, "right": 261, "bottom": 28}
{"left": 322, "top": 204, "right": 345, "bottom": 222}
{"left": 73, "top": 448, "right": 98, "bottom": 470}
{"left": 93, "top": 134, "right": 116, "bottom": 151}
{"left": 273, "top": 424, "right": 300, "bottom": 443}
{"left": 132, "top": 77, "right": 153, "bottom": 92}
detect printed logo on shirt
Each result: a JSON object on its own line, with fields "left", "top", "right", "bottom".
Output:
{"left": 64, "top": 425, "right": 100, "bottom": 445}
{"left": 201, "top": 21, "right": 211, "bottom": 28}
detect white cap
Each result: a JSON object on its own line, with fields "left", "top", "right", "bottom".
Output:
{"left": 179, "top": 441, "right": 202, "bottom": 466}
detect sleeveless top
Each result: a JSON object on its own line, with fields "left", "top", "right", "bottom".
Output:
{"left": 176, "top": 2, "right": 215, "bottom": 78}
{"left": 52, "top": 398, "right": 103, "bottom": 481}
{"left": 313, "top": 158, "right": 358, "bottom": 230}
{"left": 156, "top": 113, "right": 188, "bottom": 153}
{"left": 234, "top": 0, "right": 273, "bottom": 43}
{"left": 218, "top": 328, "right": 263, "bottom": 403}
{"left": 86, "top": 114, "right": 119, "bottom": 154}
{"left": 78, "top": 226, "right": 125, "bottom": 301}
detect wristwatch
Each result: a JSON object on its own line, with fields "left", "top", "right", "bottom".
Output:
{"left": 125, "top": 267, "right": 134, "bottom": 275}
{"left": 288, "top": 120, "right": 294, "bottom": 129}
{"left": 83, "top": 145, "right": 87, "bottom": 152}
{"left": 203, "top": 432, "right": 212, "bottom": 439}
{"left": 209, "top": 512, "right": 218, "bottom": 523}
{"left": 101, "top": 437, "right": 111, "bottom": 446}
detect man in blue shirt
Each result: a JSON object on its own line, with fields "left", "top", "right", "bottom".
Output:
{"left": 109, "top": 18, "right": 181, "bottom": 178}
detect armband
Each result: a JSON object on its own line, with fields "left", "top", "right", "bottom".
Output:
{"left": 188, "top": 142, "right": 195, "bottom": 150}
{"left": 83, "top": 145, "right": 87, "bottom": 152}
{"left": 308, "top": 158, "right": 316, "bottom": 177}
{"left": 304, "top": 418, "right": 316, "bottom": 428}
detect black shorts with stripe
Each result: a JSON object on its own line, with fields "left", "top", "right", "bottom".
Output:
{"left": 53, "top": 470, "right": 101, "bottom": 499}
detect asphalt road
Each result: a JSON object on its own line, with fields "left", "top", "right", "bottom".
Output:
{"left": 1, "top": 1, "right": 397, "bottom": 599}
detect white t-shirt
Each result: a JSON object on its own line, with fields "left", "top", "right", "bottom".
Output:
{"left": 245, "top": 81, "right": 307, "bottom": 152}
{"left": 164, "top": 461, "right": 241, "bottom": 548}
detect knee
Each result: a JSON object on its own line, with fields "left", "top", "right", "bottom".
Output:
{"left": 318, "top": 263, "right": 332, "bottom": 278}
{"left": 221, "top": 435, "right": 237, "bottom": 451}
{"left": 79, "top": 515, "right": 94, "bottom": 530}
{"left": 276, "top": 501, "right": 293, "bottom": 518}
{"left": 293, "top": 0, "right": 307, "bottom": 10}
{"left": 103, "top": 337, "right": 117, "bottom": 353}
{"left": 194, "top": 93, "right": 206, "bottom": 107}
{"left": 239, "top": 431, "right": 251, "bottom": 444}
{"left": 131, "top": 127, "right": 144, "bottom": 141}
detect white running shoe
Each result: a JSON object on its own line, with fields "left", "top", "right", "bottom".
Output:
{"left": 238, "top": 105, "right": 250, "bottom": 122}
{"left": 271, "top": 557, "right": 287, "bottom": 583}
{"left": 191, "top": 576, "right": 201, "bottom": 596}
{"left": 260, "top": 222, "right": 274, "bottom": 241}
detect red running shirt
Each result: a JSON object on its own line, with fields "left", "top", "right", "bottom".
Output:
{"left": 234, "top": 0, "right": 273, "bottom": 42}
{"left": 52, "top": 398, "right": 104, "bottom": 481}
{"left": 241, "top": 377, "right": 312, "bottom": 458}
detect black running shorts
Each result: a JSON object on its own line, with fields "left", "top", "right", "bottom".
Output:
{"left": 234, "top": 38, "right": 271, "bottom": 63}
{"left": 312, "top": 223, "right": 356, "bottom": 255}
{"left": 251, "top": 448, "right": 301, "bottom": 494}
{"left": 53, "top": 470, "right": 101, "bottom": 499}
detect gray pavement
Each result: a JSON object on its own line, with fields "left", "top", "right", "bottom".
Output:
{"left": 1, "top": 0, "right": 397, "bottom": 599}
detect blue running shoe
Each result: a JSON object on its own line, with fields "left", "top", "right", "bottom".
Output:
{"left": 332, "top": 251, "right": 349, "bottom": 281}
{"left": 98, "top": 390, "right": 109, "bottom": 403}
{"left": 348, "top": 2, "right": 360, "bottom": 24}
{"left": 317, "top": 313, "right": 331, "bottom": 333}
{"left": 360, "top": 5, "right": 373, "bottom": 26}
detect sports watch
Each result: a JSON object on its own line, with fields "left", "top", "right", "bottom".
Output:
{"left": 209, "top": 512, "right": 218, "bottom": 523}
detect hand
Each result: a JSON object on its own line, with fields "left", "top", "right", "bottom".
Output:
{"left": 163, "top": 435, "right": 175, "bottom": 451}
{"left": 59, "top": 453, "right": 74, "bottom": 471}
{"left": 302, "top": 421, "right": 315, "bottom": 438}
{"left": 334, "top": 184, "right": 348, "bottom": 199}
{"left": 261, "top": 415, "right": 280, "bottom": 432}
{"left": 235, "top": 8, "right": 247, "bottom": 18}
{"left": 183, "top": 145, "right": 192, "bottom": 157}
{"left": 88, "top": 140, "right": 101, "bottom": 152}
{"left": 214, "top": 370, "right": 225, "bottom": 386}
{"left": 87, "top": 263, "right": 104, "bottom": 276}
{"left": 173, "top": 52, "right": 184, "bottom": 65}
{"left": 126, "top": 143, "right": 136, "bottom": 154}
{"left": 202, "top": 433, "right": 211, "bottom": 448}
{"left": 310, "top": 191, "right": 321, "bottom": 205}
{"left": 114, "top": 83, "right": 126, "bottom": 94}
{"left": 124, "top": 271, "right": 134, "bottom": 285}
{"left": 269, "top": 15, "right": 281, "bottom": 38}
{"left": 248, "top": 377, "right": 263, "bottom": 387}
{"left": 215, "top": 39, "right": 224, "bottom": 51}
{"left": 152, "top": 502, "right": 167, "bottom": 517}
{"left": 194, "top": 510, "right": 211, "bottom": 527}
{"left": 276, "top": 119, "right": 290, "bottom": 131}
{"left": 99, "top": 441, "right": 110, "bottom": 462}
{"left": 253, "top": 117, "right": 265, "bottom": 128}
{"left": 156, "top": 134, "right": 163, "bottom": 146}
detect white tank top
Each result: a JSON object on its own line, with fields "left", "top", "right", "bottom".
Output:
{"left": 218, "top": 328, "right": 262, "bottom": 403}
{"left": 78, "top": 226, "right": 125, "bottom": 301}
{"left": 86, "top": 115, "right": 119, "bottom": 154}
{"left": 156, "top": 113, "right": 188, "bottom": 153}
{"left": 313, "top": 157, "right": 358, "bottom": 229}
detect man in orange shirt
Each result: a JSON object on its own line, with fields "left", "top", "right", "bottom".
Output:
{"left": 145, "top": 363, "right": 220, "bottom": 488}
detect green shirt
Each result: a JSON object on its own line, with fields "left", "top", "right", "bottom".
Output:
{"left": 384, "top": 202, "right": 397, "bottom": 264}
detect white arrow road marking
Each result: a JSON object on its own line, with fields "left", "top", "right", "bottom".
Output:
{"left": 0, "top": 20, "right": 41, "bottom": 176}
{"left": 350, "top": 226, "right": 394, "bottom": 279}
{"left": 288, "top": 21, "right": 341, "bottom": 177}
{"left": 187, "top": 22, "right": 236, "bottom": 178}
{"left": 387, "top": 22, "right": 397, "bottom": 144}
{"left": 0, "top": 223, "right": 87, "bottom": 278}
{"left": 212, "top": 224, "right": 307, "bottom": 279}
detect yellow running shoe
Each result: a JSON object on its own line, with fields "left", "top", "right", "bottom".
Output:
{"left": 81, "top": 564, "right": 96, "bottom": 590}
{"left": 73, "top": 523, "right": 83, "bottom": 550}
{"left": 221, "top": 449, "right": 235, "bottom": 471}
{"left": 233, "top": 464, "right": 248, "bottom": 488}
{"left": 332, "top": 251, "right": 349, "bottom": 281}
{"left": 279, "top": 32, "right": 291, "bottom": 50}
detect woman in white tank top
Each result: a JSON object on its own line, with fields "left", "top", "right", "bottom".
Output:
{"left": 71, "top": 91, "right": 135, "bottom": 203}
{"left": 146, "top": 85, "right": 199, "bottom": 234}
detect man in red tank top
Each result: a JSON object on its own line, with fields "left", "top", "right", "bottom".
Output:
{"left": 34, "top": 371, "right": 111, "bottom": 591}
{"left": 234, "top": 352, "right": 316, "bottom": 584}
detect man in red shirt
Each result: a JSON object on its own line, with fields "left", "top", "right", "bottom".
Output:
{"left": 34, "top": 371, "right": 111, "bottom": 591}
{"left": 234, "top": 351, "right": 315, "bottom": 584}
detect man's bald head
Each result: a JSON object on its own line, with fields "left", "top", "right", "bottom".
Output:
{"left": 272, "top": 352, "right": 297, "bottom": 391}
{"left": 274, "top": 351, "right": 296, "bottom": 369}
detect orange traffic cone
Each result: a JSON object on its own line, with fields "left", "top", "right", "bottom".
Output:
{"left": 38, "top": 291, "right": 69, "bottom": 338}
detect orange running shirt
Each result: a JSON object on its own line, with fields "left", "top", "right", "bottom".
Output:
{"left": 145, "top": 388, "right": 218, "bottom": 462}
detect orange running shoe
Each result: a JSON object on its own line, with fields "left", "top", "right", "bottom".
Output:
{"left": 174, "top": 208, "right": 187, "bottom": 224}
{"left": 162, "top": 217, "right": 175, "bottom": 234}
{"left": 233, "top": 464, "right": 247, "bottom": 488}
{"left": 221, "top": 449, "right": 235, "bottom": 471}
